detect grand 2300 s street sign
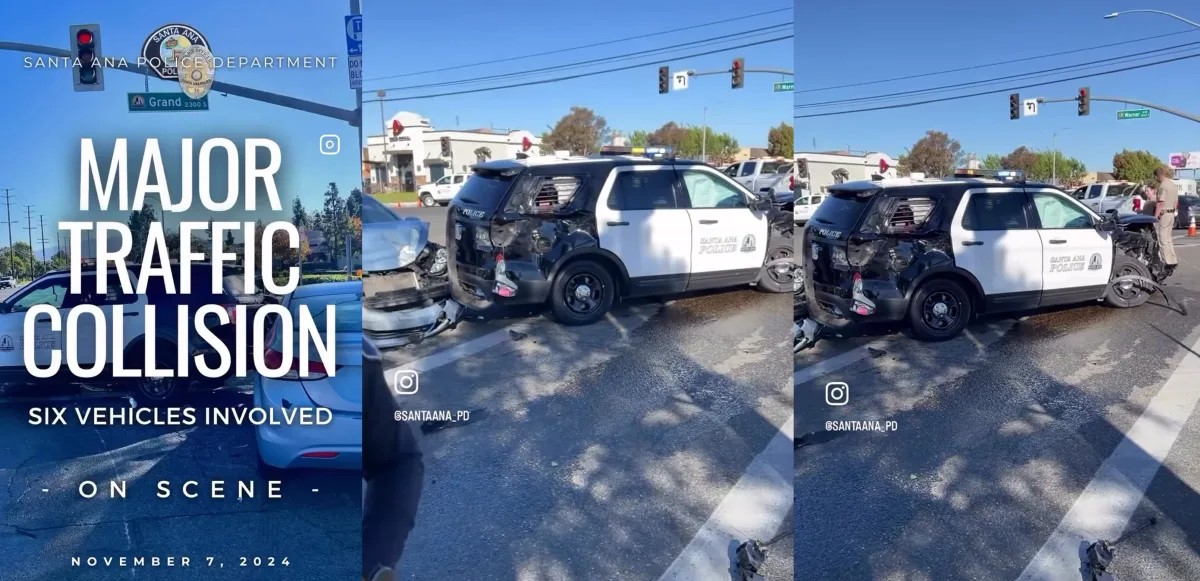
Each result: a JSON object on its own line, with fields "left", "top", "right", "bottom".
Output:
{"left": 141, "top": 23, "right": 211, "bottom": 80}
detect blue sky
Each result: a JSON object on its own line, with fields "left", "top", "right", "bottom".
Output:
{"left": 796, "top": 0, "right": 1200, "bottom": 173}
{"left": 0, "top": 0, "right": 361, "bottom": 256}
{"left": 360, "top": 0, "right": 793, "bottom": 150}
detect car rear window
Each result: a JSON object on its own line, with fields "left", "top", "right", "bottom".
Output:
{"left": 142, "top": 264, "right": 235, "bottom": 305}
{"left": 290, "top": 292, "right": 362, "bottom": 333}
{"left": 455, "top": 169, "right": 517, "bottom": 210}
{"left": 809, "top": 191, "right": 874, "bottom": 231}
{"left": 761, "top": 161, "right": 784, "bottom": 173}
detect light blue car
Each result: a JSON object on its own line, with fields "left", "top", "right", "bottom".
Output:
{"left": 255, "top": 281, "right": 363, "bottom": 475}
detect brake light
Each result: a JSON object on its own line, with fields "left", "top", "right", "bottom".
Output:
{"left": 300, "top": 451, "right": 340, "bottom": 459}
{"left": 263, "top": 346, "right": 330, "bottom": 380}
{"left": 790, "top": 175, "right": 794, "bottom": 191}
{"left": 225, "top": 304, "right": 237, "bottom": 323}
{"left": 1133, "top": 198, "right": 1141, "bottom": 212}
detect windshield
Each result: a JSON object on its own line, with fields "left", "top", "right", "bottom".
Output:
{"left": 810, "top": 191, "right": 874, "bottom": 230}
{"left": 761, "top": 161, "right": 784, "bottom": 173}
{"left": 455, "top": 169, "right": 517, "bottom": 210}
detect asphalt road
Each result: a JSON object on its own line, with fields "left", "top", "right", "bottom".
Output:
{"left": 795, "top": 233, "right": 1200, "bottom": 580}
{"left": 0, "top": 380, "right": 361, "bottom": 580}
{"left": 392, "top": 205, "right": 450, "bottom": 247}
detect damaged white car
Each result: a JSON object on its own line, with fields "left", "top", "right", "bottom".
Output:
{"left": 361, "top": 195, "right": 465, "bottom": 348}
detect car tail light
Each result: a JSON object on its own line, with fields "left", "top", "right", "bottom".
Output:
{"left": 1133, "top": 198, "right": 1141, "bottom": 212}
{"left": 262, "top": 325, "right": 329, "bottom": 380}
{"left": 790, "top": 175, "right": 795, "bottom": 191}
{"left": 224, "top": 304, "right": 238, "bottom": 323}
{"left": 850, "top": 272, "right": 876, "bottom": 315}
{"left": 493, "top": 253, "right": 518, "bottom": 298}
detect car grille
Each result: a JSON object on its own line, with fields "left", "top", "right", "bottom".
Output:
{"left": 814, "top": 282, "right": 850, "bottom": 298}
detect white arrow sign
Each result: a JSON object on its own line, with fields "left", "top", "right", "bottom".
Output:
{"left": 673, "top": 72, "right": 689, "bottom": 91}
{"left": 1023, "top": 99, "right": 1038, "bottom": 117}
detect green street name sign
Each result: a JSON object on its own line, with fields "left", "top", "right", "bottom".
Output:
{"left": 773, "top": 81, "right": 794, "bottom": 92}
{"left": 128, "top": 92, "right": 209, "bottom": 113}
{"left": 1116, "top": 108, "right": 1150, "bottom": 120}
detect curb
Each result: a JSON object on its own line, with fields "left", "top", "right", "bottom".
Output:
{"left": 396, "top": 202, "right": 422, "bottom": 208}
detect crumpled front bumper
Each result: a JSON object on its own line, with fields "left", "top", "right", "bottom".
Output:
{"left": 362, "top": 299, "right": 466, "bottom": 349}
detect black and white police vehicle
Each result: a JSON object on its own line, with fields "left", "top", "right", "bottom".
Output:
{"left": 796, "top": 169, "right": 1179, "bottom": 348}
{"left": 446, "top": 146, "right": 794, "bottom": 325}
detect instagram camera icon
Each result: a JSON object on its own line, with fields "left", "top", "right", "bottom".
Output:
{"left": 319, "top": 134, "right": 341, "bottom": 155}
{"left": 391, "top": 370, "right": 419, "bottom": 395}
{"left": 825, "top": 382, "right": 849, "bottom": 406}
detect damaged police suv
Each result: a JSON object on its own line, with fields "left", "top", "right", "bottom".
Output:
{"left": 447, "top": 147, "right": 794, "bottom": 325}
{"left": 800, "top": 169, "right": 1177, "bottom": 343}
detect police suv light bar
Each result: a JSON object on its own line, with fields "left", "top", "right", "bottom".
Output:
{"left": 953, "top": 168, "right": 1025, "bottom": 183}
{"left": 599, "top": 146, "right": 674, "bottom": 159}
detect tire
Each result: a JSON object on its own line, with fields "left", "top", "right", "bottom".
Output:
{"left": 755, "top": 238, "right": 794, "bottom": 293}
{"left": 1103, "top": 254, "right": 1152, "bottom": 308}
{"left": 128, "top": 340, "right": 188, "bottom": 406}
{"left": 420, "top": 193, "right": 437, "bottom": 207}
{"left": 907, "top": 278, "right": 972, "bottom": 342}
{"left": 548, "top": 259, "right": 615, "bottom": 326}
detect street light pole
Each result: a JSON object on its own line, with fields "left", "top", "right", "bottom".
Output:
{"left": 1104, "top": 9, "right": 1200, "bottom": 29}
{"left": 702, "top": 106, "right": 708, "bottom": 164}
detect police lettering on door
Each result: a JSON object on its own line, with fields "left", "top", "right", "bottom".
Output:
{"left": 1048, "top": 254, "right": 1104, "bottom": 273}
{"left": 699, "top": 234, "right": 755, "bottom": 255}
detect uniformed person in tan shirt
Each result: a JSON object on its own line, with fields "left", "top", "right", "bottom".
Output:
{"left": 1153, "top": 166, "right": 1178, "bottom": 267}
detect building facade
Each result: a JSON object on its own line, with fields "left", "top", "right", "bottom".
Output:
{"left": 364, "top": 111, "right": 541, "bottom": 191}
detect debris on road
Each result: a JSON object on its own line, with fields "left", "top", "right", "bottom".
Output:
{"left": 734, "top": 529, "right": 790, "bottom": 581}
{"left": 1085, "top": 517, "right": 1158, "bottom": 581}
{"left": 868, "top": 347, "right": 887, "bottom": 358}
{"left": 509, "top": 329, "right": 527, "bottom": 341}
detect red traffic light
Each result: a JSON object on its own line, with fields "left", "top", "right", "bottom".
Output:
{"left": 732, "top": 59, "right": 741, "bottom": 70}
{"left": 76, "top": 29, "right": 93, "bottom": 45}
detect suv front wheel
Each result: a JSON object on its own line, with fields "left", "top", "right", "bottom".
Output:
{"left": 907, "top": 278, "right": 973, "bottom": 341}
{"left": 421, "top": 193, "right": 437, "bottom": 207}
{"left": 549, "top": 259, "right": 615, "bottom": 326}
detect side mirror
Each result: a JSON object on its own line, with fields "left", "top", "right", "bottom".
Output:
{"left": 0, "top": 303, "right": 11, "bottom": 314}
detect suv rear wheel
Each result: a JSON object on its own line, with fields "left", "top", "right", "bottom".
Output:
{"left": 907, "top": 278, "right": 972, "bottom": 341}
{"left": 549, "top": 259, "right": 615, "bottom": 326}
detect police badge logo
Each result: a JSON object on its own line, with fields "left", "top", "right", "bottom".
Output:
{"left": 141, "top": 24, "right": 210, "bottom": 80}
{"left": 740, "top": 234, "right": 756, "bottom": 253}
{"left": 1088, "top": 253, "right": 1103, "bottom": 270}
{"left": 178, "top": 44, "right": 215, "bottom": 99}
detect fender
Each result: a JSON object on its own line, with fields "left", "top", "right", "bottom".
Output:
{"left": 548, "top": 246, "right": 631, "bottom": 287}
{"left": 905, "top": 265, "right": 986, "bottom": 302}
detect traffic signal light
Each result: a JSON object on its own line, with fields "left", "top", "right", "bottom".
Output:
{"left": 440, "top": 136, "right": 451, "bottom": 157}
{"left": 1009, "top": 93, "right": 1019, "bottom": 120}
{"left": 658, "top": 66, "right": 669, "bottom": 94}
{"left": 69, "top": 24, "right": 104, "bottom": 92}
{"left": 732, "top": 57, "right": 745, "bottom": 89}
{"left": 1078, "top": 87, "right": 1090, "bottom": 116}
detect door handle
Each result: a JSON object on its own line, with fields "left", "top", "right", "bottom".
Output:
{"left": 699, "top": 219, "right": 719, "bottom": 224}
{"left": 124, "top": 312, "right": 139, "bottom": 317}
{"left": 606, "top": 221, "right": 629, "bottom": 226}
{"left": 961, "top": 240, "right": 984, "bottom": 246}
{"left": 35, "top": 316, "right": 51, "bottom": 323}
{"left": 1049, "top": 239, "right": 1067, "bottom": 244}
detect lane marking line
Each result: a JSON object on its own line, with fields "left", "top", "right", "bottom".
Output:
{"left": 656, "top": 414, "right": 794, "bottom": 581}
{"left": 385, "top": 325, "right": 521, "bottom": 376}
{"left": 794, "top": 344, "right": 879, "bottom": 385}
{"left": 1017, "top": 332, "right": 1200, "bottom": 580}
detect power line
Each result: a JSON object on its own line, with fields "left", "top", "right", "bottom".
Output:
{"left": 373, "top": 24, "right": 792, "bottom": 93}
{"left": 364, "top": 6, "right": 793, "bottom": 83}
{"left": 792, "top": 50, "right": 1200, "bottom": 119}
{"left": 0, "top": 189, "right": 16, "bottom": 277}
{"left": 365, "top": 35, "right": 792, "bottom": 104}
{"left": 795, "top": 39, "right": 1200, "bottom": 110}
{"left": 37, "top": 215, "right": 49, "bottom": 269}
{"left": 22, "top": 205, "right": 35, "bottom": 278}
{"left": 796, "top": 28, "right": 1199, "bottom": 95}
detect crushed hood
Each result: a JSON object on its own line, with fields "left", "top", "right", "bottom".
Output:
{"left": 363, "top": 217, "right": 430, "bottom": 273}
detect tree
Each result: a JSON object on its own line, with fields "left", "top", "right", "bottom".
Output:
{"left": 981, "top": 154, "right": 1004, "bottom": 170}
{"left": 347, "top": 188, "right": 362, "bottom": 220}
{"left": 50, "top": 250, "right": 70, "bottom": 271}
{"left": 291, "top": 198, "right": 310, "bottom": 229}
{"left": 1112, "top": 149, "right": 1163, "bottom": 184}
{"left": 676, "top": 126, "right": 738, "bottom": 163}
{"left": 897, "top": 130, "right": 963, "bottom": 177}
{"left": 321, "top": 182, "right": 348, "bottom": 263}
{"left": 630, "top": 130, "right": 650, "bottom": 147}
{"left": 126, "top": 203, "right": 158, "bottom": 261}
{"left": 540, "top": 107, "right": 609, "bottom": 155}
{"left": 0, "top": 242, "right": 35, "bottom": 277}
{"left": 766, "top": 122, "right": 793, "bottom": 158}
{"left": 1031, "top": 151, "right": 1087, "bottom": 187}
{"left": 647, "top": 121, "right": 689, "bottom": 150}
{"left": 1000, "top": 146, "right": 1039, "bottom": 174}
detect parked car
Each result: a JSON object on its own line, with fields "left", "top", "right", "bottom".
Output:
{"left": 417, "top": 173, "right": 470, "bottom": 207}
{"left": 758, "top": 163, "right": 796, "bottom": 210}
{"left": 255, "top": 281, "right": 363, "bottom": 475}
{"left": 1174, "top": 194, "right": 1200, "bottom": 229}
{"left": 0, "top": 275, "right": 15, "bottom": 289}
{"left": 0, "top": 263, "right": 240, "bottom": 403}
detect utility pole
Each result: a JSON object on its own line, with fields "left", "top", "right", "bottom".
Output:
{"left": 37, "top": 215, "right": 49, "bottom": 271}
{"left": 0, "top": 189, "right": 15, "bottom": 277}
{"left": 22, "top": 205, "right": 35, "bottom": 278}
